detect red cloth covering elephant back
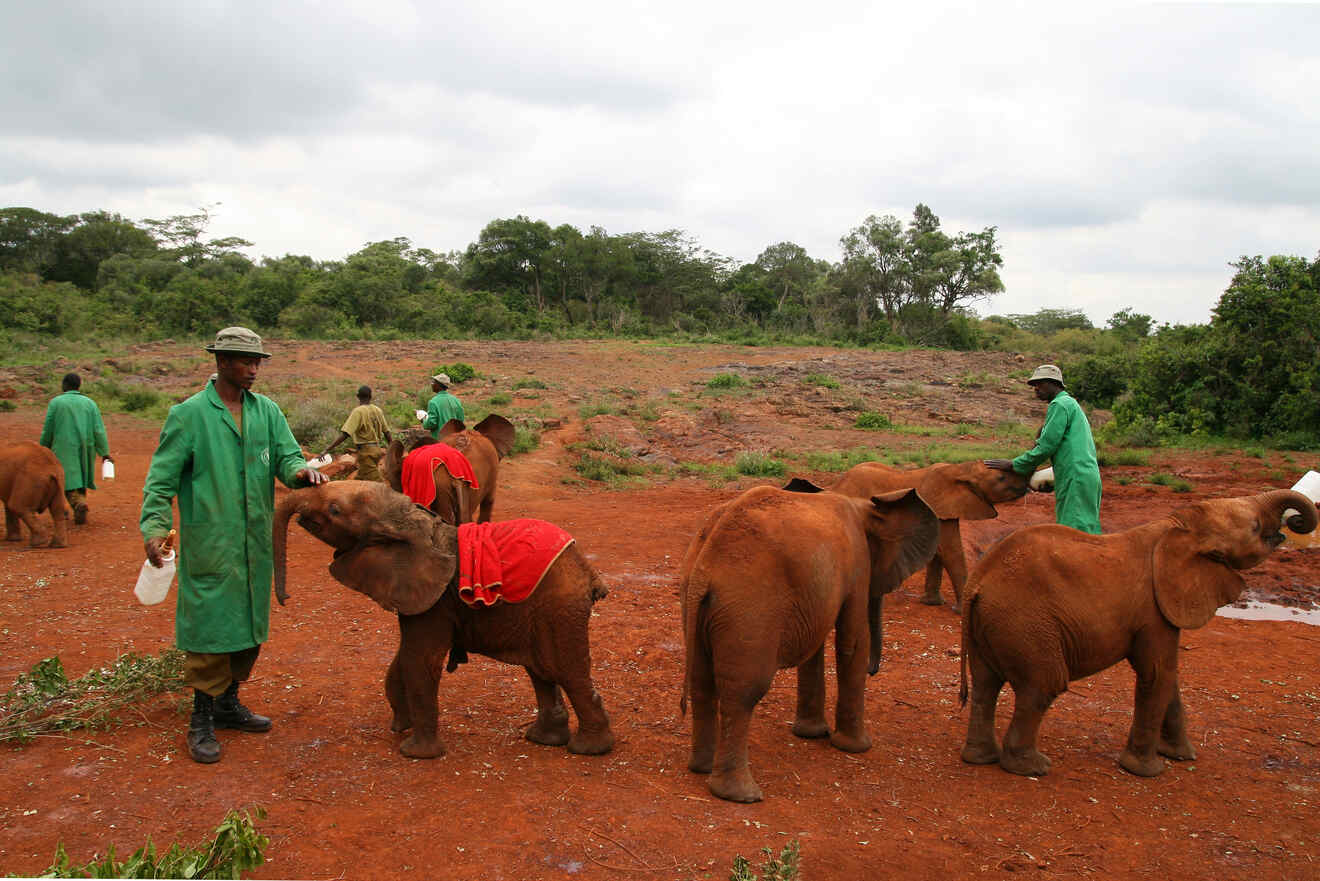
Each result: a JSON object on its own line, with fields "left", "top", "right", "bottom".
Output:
{"left": 401, "top": 443, "right": 479, "bottom": 508}
{"left": 457, "top": 519, "right": 575, "bottom": 606}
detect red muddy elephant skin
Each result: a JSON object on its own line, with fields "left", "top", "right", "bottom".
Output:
{"left": 274, "top": 480, "right": 613, "bottom": 760}
{"left": 384, "top": 416, "right": 515, "bottom": 525}
{"left": 680, "top": 484, "right": 938, "bottom": 803}
{"left": 959, "top": 489, "right": 1318, "bottom": 779}
{"left": 828, "top": 461, "right": 1030, "bottom": 618}
{"left": 0, "top": 441, "right": 70, "bottom": 548}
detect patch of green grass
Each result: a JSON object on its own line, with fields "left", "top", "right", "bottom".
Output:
{"left": 735, "top": 451, "right": 786, "bottom": 477}
{"left": 636, "top": 400, "right": 661, "bottom": 421}
{"left": 951, "top": 421, "right": 980, "bottom": 436}
{"left": 730, "top": 840, "right": 801, "bottom": 881}
{"left": 1244, "top": 446, "right": 1267, "bottom": 459}
{"left": 511, "top": 424, "right": 541, "bottom": 456}
{"left": 573, "top": 452, "right": 648, "bottom": 486}
{"left": 1097, "top": 448, "right": 1151, "bottom": 467}
{"left": 955, "top": 371, "right": 996, "bottom": 388}
{"left": 433, "top": 362, "right": 477, "bottom": 384}
{"left": 0, "top": 399, "right": 15, "bottom": 412}
{"left": 485, "top": 393, "right": 512, "bottom": 406}
{"left": 854, "top": 411, "right": 893, "bottom": 430}
{"left": 803, "top": 447, "right": 883, "bottom": 472}
{"left": 705, "top": 373, "right": 749, "bottom": 391}
{"left": 579, "top": 398, "right": 621, "bottom": 419}
{"left": 673, "top": 461, "right": 740, "bottom": 485}
{"left": 894, "top": 442, "right": 1006, "bottom": 467}
{"left": 1114, "top": 475, "right": 1132, "bottom": 485}
{"left": 1149, "top": 472, "right": 1194, "bottom": 492}
{"left": 803, "top": 373, "right": 840, "bottom": 389}
{"left": 42, "top": 807, "right": 269, "bottom": 879}
{"left": 513, "top": 378, "right": 548, "bottom": 390}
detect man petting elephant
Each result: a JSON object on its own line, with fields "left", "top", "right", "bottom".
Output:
{"left": 274, "top": 480, "right": 614, "bottom": 760}
{"left": 960, "top": 489, "right": 1317, "bottom": 778}
{"left": 680, "top": 483, "right": 938, "bottom": 802}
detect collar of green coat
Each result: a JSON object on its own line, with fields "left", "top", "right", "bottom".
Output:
{"left": 61, "top": 390, "right": 85, "bottom": 397}
{"left": 204, "top": 378, "right": 252, "bottom": 438}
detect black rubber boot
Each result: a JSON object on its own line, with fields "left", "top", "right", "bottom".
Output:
{"left": 187, "top": 690, "right": 221, "bottom": 764}
{"left": 213, "top": 682, "right": 272, "bottom": 732}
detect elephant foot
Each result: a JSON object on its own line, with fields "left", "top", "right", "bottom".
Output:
{"left": 920, "top": 594, "right": 944, "bottom": 606}
{"left": 829, "top": 729, "right": 872, "bottom": 754}
{"left": 567, "top": 727, "right": 614, "bottom": 755}
{"left": 960, "top": 739, "right": 1001, "bottom": 765}
{"left": 688, "top": 749, "right": 714, "bottom": 774}
{"left": 526, "top": 713, "right": 571, "bottom": 747}
{"left": 708, "top": 769, "right": 763, "bottom": 804}
{"left": 1118, "top": 749, "right": 1166, "bottom": 777}
{"left": 48, "top": 537, "right": 67, "bottom": 549}
{"left": 389, "top": 712, "right": 412, "bottom": 733}
{"left": 399, "top": 734, "right": 445, "bottom": 759}
{"left": 790, "top": 717, "right": 829, "bottom": 739}
{"left": 1158, "top": 736, "right": 1196, "bottom": 762}
{"left": 6, "top": 532, "right": 22, "bottom": 542}
{"left": 1000, "top": 747, "right": 1051, "bottom": 777}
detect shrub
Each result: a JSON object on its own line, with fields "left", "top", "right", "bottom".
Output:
{"left": 433, "top": 362, "right": 477, "bottom": 384}
{"left": 706, "top": 373, "right": 748, "bottom": 390}
{"left": 513, "top": 378, "right": 548, "bottom": 390}
{"left": 284, "top": 395, "right": 345, "bottom": 449}
{"left": 854, "top": 411, "right": 892, "bottom": 430}
{"left": 511, "top": 424, "right": 541, "bottom": 455}
{"left": 735, "top": 452, "right": 786, "bottom": 477}
{"left": 803, "top": 373, "right": 840, "bottom": 389}
{"left": 486, "top": 393, "right": 512, "bottom": 406}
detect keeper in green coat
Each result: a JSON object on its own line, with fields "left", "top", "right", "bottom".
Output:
{"left": 140, "top": 327, "right": 327, "bottom": 764}
{"left": 39, "top": 373, "right": 112, "bottom": 524}
{"left": 422, "top": 372, "right": 465, "bottom": 438}
{"left": 985, "top": 364, "right": 1102, "bottom": 534}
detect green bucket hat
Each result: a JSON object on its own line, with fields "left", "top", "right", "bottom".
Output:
{"left": 205, "top": 326, "right": 272, "bottom": 358}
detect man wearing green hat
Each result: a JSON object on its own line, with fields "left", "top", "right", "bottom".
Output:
{"left": 139, "top": 326, "right": 328, "bottom": 763}
{"left": 39, "top": 372, "right": 112, "bottom": 524}
{"left": 985, "top": 364, "right": 1102, "bottom": 534}
{"left": 422, "top": 372, "right": 465, "bottom": 439}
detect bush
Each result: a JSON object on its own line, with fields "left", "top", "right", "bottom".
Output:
{"left": 803, "top": 373, "right": 840, "bottom": 389}
{"left": 706, "top": 373, "right": 748, "bottom": 390}
{"left": 854, "top": 411, "right": 892, "bottom": 430}
{"left": 284, "top": 395, "right": 345, "bottom": 449}
{"left": 486, "top": 393, "right": 512, "bottom": 406}
{"left": 513, "top": 378, "right": 548, "bottom": 390}
{"left": 434, "top": 362, "right": 477, "bottom": 384}
{"left": 735, "top": 452, "right": 786, "bottom": 477}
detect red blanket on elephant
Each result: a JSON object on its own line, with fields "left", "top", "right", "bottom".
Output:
{"left": 401, "top": 443, "right": 479, "bottom": 509}
{"left": 457, "top": 519, "right": 575, "bottom": 606}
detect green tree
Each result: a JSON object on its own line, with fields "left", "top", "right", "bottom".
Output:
{"left": 0, "top": 208, "right": 75, "bottom": 275}
{"left": 839, "top": 215, "right": 906, "bottom": 331}
{"left": 1106, "top": 306, "right": 1154, "bottom": 341}
{"left": 463, "top": 216, "right": 554, "bottom": 310}
{"left": 47, "top": 212, "right": 157, "bottom": 290}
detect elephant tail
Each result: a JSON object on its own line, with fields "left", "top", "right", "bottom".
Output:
{"left": 587, "top": 565, "right": 609, "bottom": 603}
{"left": 959, "top": 590, "right": 978, "bottom": 708}
{"left": 38, "top": 473, "right": 61, "bottom": 514}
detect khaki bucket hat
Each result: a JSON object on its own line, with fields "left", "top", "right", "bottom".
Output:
{"left": 205, "top": 326, "right": 272, "bottom": 358}
{"left": 431, "top": 373, "right": 452, "bottom": 386}
{"left": 1027, "top": 364, "right": 1064, "bottom": 386}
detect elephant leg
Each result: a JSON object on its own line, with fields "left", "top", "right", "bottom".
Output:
{"left": 709, "top": 674, "right": 771, "bottom": 803}
{"left": 524, "top": 669, "right": 571, "bottom": 747}
{"left": 998, "top": 683, "right": 1056, "bottom": 777}
{"left": 866, "top": 592, "right": 884, "bottom": 675}
{"left": 687, "top": 639, "right": 718, "bottom": 774}
{"left": 396, "top": 618, "right": 447, "bottom": 759}
{"left": 1157, "top": 680, "right": 1196, "bottom": 762}
{"left": 18, "top": 509, "right": 48, "bottom": 547}
{"left": 791, "top": 647, "right": 829, "bottom": 739}
{"left": 477, "top": 488, "right": 495, "bottom": 524}
{"left": 829, "top": 598, "right": 871, "bottom": 754}
{"left": 961, "top": 651, "right": 1005, "bottom": 765}
{"left": 385, "top": 640, "right": 410, "bottom": 733}
{"left": 48, "top": 498, "right": 69, "bottom": 549}
{"left": 1119, "top": 652, "right": 1176, "bottom": 777}
{"left": 920, "top": 554, "right": 945, "bottom": 605}
{"left": 942, "top": 525, "right": 969, "bottom": 613}
{"left": 5, "top": 507, "right": 21, "bottom": 542}
{"left": 559, "top": 674, "right": 614, "bottom": 756}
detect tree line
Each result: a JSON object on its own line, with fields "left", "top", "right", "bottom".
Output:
{"left": 0, "top": 204, "right": 1002, "bottom": 346}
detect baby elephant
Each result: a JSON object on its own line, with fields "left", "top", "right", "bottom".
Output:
{"left": 960, "top": 489, "right": 1317, "bottom": 778}
{"left": 274, "top": 481, "right": 614, "bottom": 759}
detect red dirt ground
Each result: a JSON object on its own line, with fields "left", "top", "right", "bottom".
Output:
{"left": 1, "top": 340, "right": 1317, "bottom": 880}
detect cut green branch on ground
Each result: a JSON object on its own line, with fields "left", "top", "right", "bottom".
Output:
{"left": 730, "top": 840, "right": 801, "bottom": 881}
{"left": 0, "top": 648, "right": 184, "bottom": 744}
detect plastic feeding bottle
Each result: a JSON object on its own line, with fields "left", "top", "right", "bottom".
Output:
{"left": 101, "top": 458, "right": 115, "bottom": 480}
{"left": 1282, "top": 471, "right": 1320, "bottom": 549}
{"left": 134, "top": 529, "right": 177, "bottom": 605}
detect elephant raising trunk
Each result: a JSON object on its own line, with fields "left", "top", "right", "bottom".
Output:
{"left": 1261, "top": 488, "right": 1319, "bottom": 538}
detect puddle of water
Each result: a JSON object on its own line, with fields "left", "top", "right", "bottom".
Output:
{"left": 1217, "top": 602, "right": 1320, "bottom": 626}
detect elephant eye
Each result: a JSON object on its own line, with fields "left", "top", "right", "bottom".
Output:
{"left": 329, "top": 502, "right": 341, "bottom": 516}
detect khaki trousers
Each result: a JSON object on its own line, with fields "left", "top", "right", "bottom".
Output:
{"left": 355, "top": 444, "right": 385, "bottom": 482}
{"left": 183, "top": 645, "right": 261, "bottom": 697}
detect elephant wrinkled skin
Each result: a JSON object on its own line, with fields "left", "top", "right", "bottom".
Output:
{"left": 680, "top": 485, "right": 938, "bottom": 802}
{"left": 384, "top": 415, "right": 515, "bottom": 525}
{"left": 959, "top": 489, "right": 1318, "bottom": 778}
{"left": 274, "top": 480, "right": 614, "bottom": 759}
{"left": 0, "top": 441, "right": 70, "bottom": 548}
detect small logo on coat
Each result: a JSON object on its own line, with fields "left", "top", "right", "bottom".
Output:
{"left": 261, "top": 448, "right": 271, "bottom": 465}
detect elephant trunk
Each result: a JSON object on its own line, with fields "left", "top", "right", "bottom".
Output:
{"left": 1258, "top": 489, "right": 1319, "bottom": 535}
{"left": 273, "top": 488, "right": 314, "bottom": 605}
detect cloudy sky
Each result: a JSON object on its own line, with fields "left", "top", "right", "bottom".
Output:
{"left": 3, "top": 1, "right": 1317, "bottom": 325}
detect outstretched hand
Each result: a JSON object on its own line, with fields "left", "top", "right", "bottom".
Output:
{"left": 298, "top": 468, "right": 329, "bottom": 486}
{"left": 983, "top": 459, "right": 1014, "bottom": 472}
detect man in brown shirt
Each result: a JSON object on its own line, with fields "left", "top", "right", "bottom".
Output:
{"left": 319, "top": 385, "right": 392, "bottom": 482}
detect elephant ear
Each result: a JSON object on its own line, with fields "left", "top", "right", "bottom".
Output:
{"left": 783, "top": 477, "right": 825, "bottom": 493}
{"left": 473, "top": 414, "right": 517, "bottom": 459}
{"left": 437, "top": 419, "right": 466, "bottom": 444}
{"left": 917, "top": 468, "right": 997, "bottom": 521}
{"left": 866, "top": 489, "right": 940, "bottom": 594}
{"left": 1152, "top": 524, "right": 1245, "bottom": 630}
{"left": 383, "top": 439, "right": 407, "bottom": 492}
{"left": 327, "top": 504, "right": 456, "bottom": 615}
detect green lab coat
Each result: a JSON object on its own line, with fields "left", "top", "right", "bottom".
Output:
{"left": 423, "top": 391, "right": 465, "bottom": 438}
{"left": 1012, "top": 390, "right": 1102, "bottom": 534}
{"left": 139, "top": 380, "right": 308, "bottom": 653}
{"left": 39, "top": 390, "right": 109, "bottom": 491}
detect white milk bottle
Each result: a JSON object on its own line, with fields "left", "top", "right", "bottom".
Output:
{"left": 1282, "top": 471, "right": 1320, "bottom": 549}
{"left": 101, "top": 458, "right": 115, "bottom": 480}
{"left": 134, "top": 529, "right": 177, "bottom": 605}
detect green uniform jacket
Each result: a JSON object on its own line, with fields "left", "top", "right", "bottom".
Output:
{"left": 1012, "top": 390, "right": 1102, "bottom": 534}
{"left": 139, "top": 380, "right": 308, "bottom": 653}
{"left": 39, "top": 390, "right": 109, "bottom": 491}
{"left": 423, "top": 391, "right": 465, "bottom": 438}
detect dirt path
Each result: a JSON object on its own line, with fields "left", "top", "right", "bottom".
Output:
{"left": 0, "top": 340, "right": 1317, "bottom": 880}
